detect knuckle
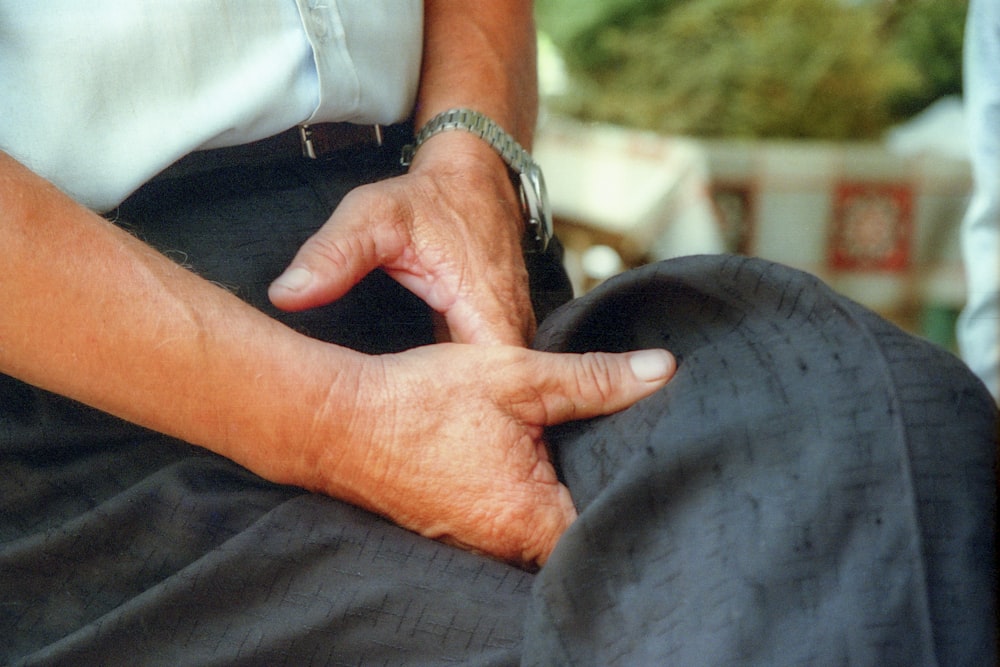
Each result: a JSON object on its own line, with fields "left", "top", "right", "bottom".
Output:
{"left": 350, "top": 185, "right": 411, "bottom": 227}
{"left": 495, "top": 349, "right": 547, "bottom": 410}
{"left": 576, "top": 352, "right": 619, "bottom": 404}
{"left": 305, "top": 231, "right": 357, "bottom": 268}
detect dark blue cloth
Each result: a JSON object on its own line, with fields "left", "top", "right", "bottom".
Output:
{"left": 528, "top": 256, "right": 997, "bottom": 666}
{"left": 1, "top": 151, "right": 994, "bottom": 665}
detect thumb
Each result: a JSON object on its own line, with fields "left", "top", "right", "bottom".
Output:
{"left": 533, "top": 349, "right": 676, "bottom": 426}
{"left": 268, "top": 219, "right": 389, "bottom": 312}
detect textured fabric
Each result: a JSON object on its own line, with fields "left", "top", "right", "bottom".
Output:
{"left": 528, "top": 256, "right": 998, "bottom": 666}
{"left": 0, "top": 147, "right": 563, "bottom": 666}
{"left": 0, "top": 1, "right": 422, "bottom": 211}
{"left": 0, "top": 150, "right": 994, "bottom": 665}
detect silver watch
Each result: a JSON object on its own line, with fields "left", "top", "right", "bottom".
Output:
{"left": 401, "top": 108, "right": 553, "bottom": 253}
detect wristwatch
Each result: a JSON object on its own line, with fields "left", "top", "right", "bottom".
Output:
{"left": 400, "top": 108, "right": 553, "bottom": 253}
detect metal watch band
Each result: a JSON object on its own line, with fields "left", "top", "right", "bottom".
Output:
{"left": 400, "top": 108, "right": 534, "bottom": 174}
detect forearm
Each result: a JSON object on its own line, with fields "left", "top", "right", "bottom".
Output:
{"left": 0, "top": 152, "right": 360, "bottom": 488}
{"left": 0, "top": 152, "right": 674, "bottom": 567}
{"left": 416, "top": 0, "right": 539, "bottom": 146}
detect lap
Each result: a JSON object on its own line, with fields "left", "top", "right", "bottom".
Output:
{"left": 529, "top": 255, "right": 997, "bottom": 666}
{"left": 1, "top": 158, "right": 993, "bottom": 665}
{"left": 1, "top": 156, "right": 535, "bottom": 666}
{"left": 1, "top": 413, "right": 530, "bottom": 665}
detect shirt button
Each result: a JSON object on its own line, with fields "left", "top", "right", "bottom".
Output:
{"left": 309, "top": 10, "right": 328, "bottom": 40}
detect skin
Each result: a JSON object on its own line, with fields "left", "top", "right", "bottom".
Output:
{"left": 0, "top": 1, "right": 676, "bottom": 569}
{"left": 269, "top": 0, "right": 545, "bottom": 346}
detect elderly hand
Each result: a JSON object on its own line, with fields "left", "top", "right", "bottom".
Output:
{"left": 264, "top": 129, "right": 674, "bottom": 568}
{"left": 269, "top": 132, "right": 536, "bottom": 346}
{"left": 300, "top": 345, "right": 676, "bottom": 569}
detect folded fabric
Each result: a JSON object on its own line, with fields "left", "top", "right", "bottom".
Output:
{"left": 527, "top": 254, "right": 997, "bottom": 666}
{"left": 1, "top": 152, "right": 993, "bottom": 664}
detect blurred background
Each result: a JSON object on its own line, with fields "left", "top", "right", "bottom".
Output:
{"left": 533, "top": 0, "right": 969, "bottom": 351}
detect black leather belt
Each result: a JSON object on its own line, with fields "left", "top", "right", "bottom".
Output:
{"left": 154, "top": 121, "right": 412, "bottom": 182}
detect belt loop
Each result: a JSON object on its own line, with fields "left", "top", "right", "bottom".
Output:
{"left": 299, "top": 124, "right": 318, "bottom": 159}
{"left": 300, "top": 123, "right": 384, "bottom": 158}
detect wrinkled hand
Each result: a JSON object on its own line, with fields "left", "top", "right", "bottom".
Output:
{"left": 302, "top": 345, "right": 676, "bottom": 569}
{"left": 269, "top": 133, "right": 535, "bottom": 346}
{"left": 264, "top": 133, "right": 676, "bottom": 568}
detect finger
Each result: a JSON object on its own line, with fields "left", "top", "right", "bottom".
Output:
{"left": 438, "top": 263, "right": 536, "bottom": 346}
{"left": 530, "top": 349, "right": 677, "bottom": 426}
{"left": 442, "top": 299, "right": 531, "bottom": 347}
{"left": 268, "top": 198, "right": 404, "bottom": 312}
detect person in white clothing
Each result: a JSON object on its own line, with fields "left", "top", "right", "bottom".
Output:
{"left": 0, "top": 3, "right": 995, "bottom": 665}
{"left": 0, "top": 0, "right": 673, "bottom": 571}
{"left": 959, "top": 0, "right": 1000, "bottom": 402}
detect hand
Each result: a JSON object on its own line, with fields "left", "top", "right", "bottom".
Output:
{"left": 269, "top": 132, "right": 535, "bottom": 346}
{"left": 300, "top": 345, "right": 676, "bottom": 569}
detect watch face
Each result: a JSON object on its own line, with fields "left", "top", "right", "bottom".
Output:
{"left": 520, "top": 164, "right": 553, "bottom": 252}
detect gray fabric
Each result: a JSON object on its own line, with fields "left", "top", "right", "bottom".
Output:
{"left": 528, "top": 256, "right": 997, "bottom": 666}
{"left": 0, "top": 152, "right": 994, "bottom": 665}
{"left": 2, "top": 152, "right": 539, "bottom": 666}
{"left": 2, "top": 437, "right": 531, "bottom": 665}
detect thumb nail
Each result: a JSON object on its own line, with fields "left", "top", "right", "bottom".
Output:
{"left": 272, "top": 267, "right": 313, "bottom": 293}
{"left": 628, "top": 349, "right": 674, "bottom": 382}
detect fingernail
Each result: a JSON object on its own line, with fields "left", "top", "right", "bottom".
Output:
{"left": 629, "top": 349, "right": 673, "bottom": 382}
{"left": 272, "top": 267, "right": 312, "bottom": 292}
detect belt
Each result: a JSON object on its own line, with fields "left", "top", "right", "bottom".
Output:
{"left": 154, "top": 121, "right": 412, "bottom": 182}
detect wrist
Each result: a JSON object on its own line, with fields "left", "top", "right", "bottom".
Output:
{"left": 215, "top": 336, "right": 369, "bottom": 496}
{"left": 402, "top": 109, "right": 553, "bottom": 253}
{"left": 406, "top": 131, "right": 524, "bottom": 237}
{"left": 407, "top": 128, "right": 510, "bottom": 177}
{"left": 289, "top": 350, "right": 391, "bottom": 505}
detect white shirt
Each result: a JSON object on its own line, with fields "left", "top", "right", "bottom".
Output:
{"left": 0, "top": 1, "right": 423, "bottom": 211}
{"left": 958, "top": 0, "right": 1000, "bottom": 401}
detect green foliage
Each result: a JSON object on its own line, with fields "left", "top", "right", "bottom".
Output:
{"left": 537, "top": 0, "right": 962, "bottom": 139}
{"left": 535, "top": 0, "right": 680, "bottom": 72}
{"left": 883, "top": 0, "right": 967, "bottom": 117}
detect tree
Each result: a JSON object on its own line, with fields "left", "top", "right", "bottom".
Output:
{"left": 537, "top": 0, "right": 960, "bottom": 139}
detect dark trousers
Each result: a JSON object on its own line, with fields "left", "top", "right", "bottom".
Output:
{"left": 1, "top": 148, "right": 995, "bottom": 666}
